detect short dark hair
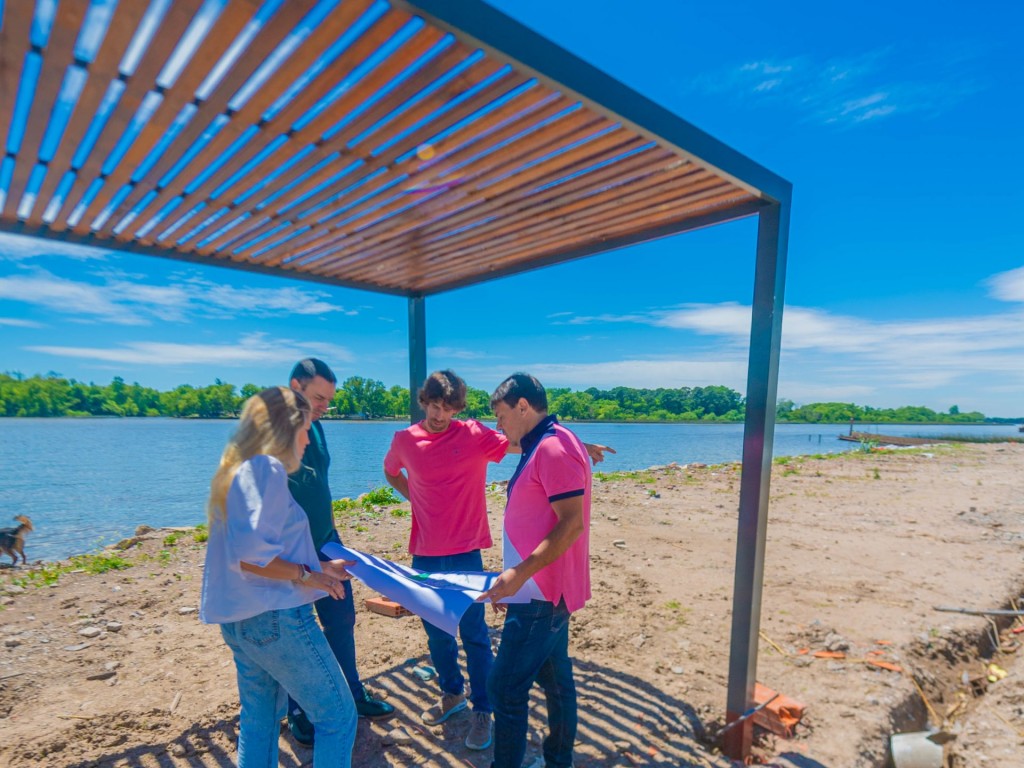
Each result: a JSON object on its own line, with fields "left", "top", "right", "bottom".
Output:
{"left": 490, "top": 373, "right": 547, "bottom": 412}
{"left": 418, "top": 369, "right": 466, "bottom": 411}
{"left": 289, "top": 358, "right": 336, "bottom": 385}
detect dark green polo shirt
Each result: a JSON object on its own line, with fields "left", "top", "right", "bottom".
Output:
{"left": 288, "top": 420, "right": 335, "bottom": 551}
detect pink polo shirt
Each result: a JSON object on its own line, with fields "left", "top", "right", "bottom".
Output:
{"left": 384, "top": 419, "right": 508, "bottom": 556}
{"left": 503, "top": 419, "right": 591, "bottom": 613}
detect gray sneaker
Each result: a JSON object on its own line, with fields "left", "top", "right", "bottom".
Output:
{"left": 421, "top": 691, "right": 467, "bottom": 724}
{"left": 465, "top": 710, "right": 493, "bottom": 750}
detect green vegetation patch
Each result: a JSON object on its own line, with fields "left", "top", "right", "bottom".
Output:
{"left": 594, "top": 469, "right": 658, "bottom": 484}
{"left": 7, "top": 552, "right": 132, "bottom": 589}
{"left": 333, "top": 486, "right": 406, "bottom": 521}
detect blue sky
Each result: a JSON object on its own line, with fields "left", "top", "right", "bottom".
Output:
{"left": 1, "top": 0, "right": 1022, "bottom": 416}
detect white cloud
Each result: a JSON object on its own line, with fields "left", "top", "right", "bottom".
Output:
{"left": 986, "top": 265, "right": 1024, "bottom": 302}
{"left": 688, "top": 48, "right": 982, "bottom": 126}
{"left": 555, "top": 297, "right": 1024, "bottom": 412}
{"left": 181, "top": 277, "right": 352, "bottom": 317}
{"left": 0, "top": 267, "right": 353, "bottom": 324}
{"left": 0, "top": 232, "right": 111, "bottom": 262}
{"left": 26, "top": 333, "right": 354, "bottom": 367}
{"left": 428, "top": 346, "right": 494, "bottom": 360}
{"left": 0, "top": 317, "right": 44, "bottom": 328}
{"left": 651, "top": 303, "right": 750, "bottom": 337}
{"left": 0, "top": 270, "right": 148, "bottom": 325}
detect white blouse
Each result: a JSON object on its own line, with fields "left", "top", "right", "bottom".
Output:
{"left": 200, "top": 454, "right": 325, "bottom": 624}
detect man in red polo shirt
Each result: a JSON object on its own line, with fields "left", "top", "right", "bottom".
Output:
{"left": 479, "top": 373, "right": 592, "bottom": 768}
{"left": 384, "top": 370, "right": 505, "bottom": 750}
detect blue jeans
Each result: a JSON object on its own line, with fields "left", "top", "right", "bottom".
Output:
{"left": 220, "top": 605, "right": 357, "bottom": 768}
{"left": 412, "top": 550, "right": 493, "bottom": 713}
{"left": 289, "top": 533, "right": 365, "bottom": 717}
{"left": 488, "top": 600, "right": 576, "bottom": 768}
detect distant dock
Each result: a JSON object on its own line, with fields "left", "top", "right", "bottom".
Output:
{"left": 838, "top": 431, "right": 944, "bottom": 447}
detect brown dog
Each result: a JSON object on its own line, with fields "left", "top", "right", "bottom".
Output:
{"left": 0, "top": 515, "right": 33, "bottom": 565}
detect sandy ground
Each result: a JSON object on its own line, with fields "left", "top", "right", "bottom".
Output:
{"left": 1, "top": 442, "right": 1023, "bottom": 768}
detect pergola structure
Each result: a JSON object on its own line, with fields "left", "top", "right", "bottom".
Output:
{"left": 0, "top": 0, "right": 790, "bottom": 758}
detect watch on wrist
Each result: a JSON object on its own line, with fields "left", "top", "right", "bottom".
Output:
{"left": 298, "top": 564, "right": 313, "bottom": 583}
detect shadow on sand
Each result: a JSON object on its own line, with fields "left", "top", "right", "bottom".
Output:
{"left": 52, "top": 655, "right": 828, "bottom": 768}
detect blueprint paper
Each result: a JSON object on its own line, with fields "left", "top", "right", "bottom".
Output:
{"left": 321, "top": 542, "right": 542, "bottom": 636}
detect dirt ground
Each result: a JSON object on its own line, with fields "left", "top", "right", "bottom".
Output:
{"left": 2, "top": 442, "right": 1023, "bottom": 768}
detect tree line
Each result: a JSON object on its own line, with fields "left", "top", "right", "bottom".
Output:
{"left": 0, "top": 372, "right": 997, "bottom": 423}
{"left": 774, "top": 399, "right": 987, "bottom": 424}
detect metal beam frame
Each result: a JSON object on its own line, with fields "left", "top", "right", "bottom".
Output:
{"left": 397, "top": 0, "right": 790, "bottom": 204}
{"left": 407, "top": 294, "right": 427, "bottom": 424}
{"left": 723, "top": 199, "right": 790, "bottom": 758}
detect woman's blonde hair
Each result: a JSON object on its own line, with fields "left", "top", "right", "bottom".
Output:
{"left": 207, "top": 386, "right": 311, "bottom": 524}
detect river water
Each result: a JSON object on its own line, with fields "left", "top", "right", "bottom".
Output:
{"left": 0, "top": 418, "right": 1016, "bottom": 561}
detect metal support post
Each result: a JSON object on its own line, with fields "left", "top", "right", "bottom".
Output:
{"left": 723, "top": 199, "right": 790, "bottom": 759}
{"left": 408, "top": 295, "right": 427, "bottom": 424}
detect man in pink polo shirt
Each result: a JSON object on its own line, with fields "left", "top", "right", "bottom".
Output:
{"left": 479, "top": 373, "right": 591, "bottom": 768}
{"left": 385, "top": 370, "right": 610, "bottom": 753}
{"left": 384, "top": 370, "right": 507, "bottom": 751}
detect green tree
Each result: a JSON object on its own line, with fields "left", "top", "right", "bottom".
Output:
{"left": 463, "top": 387, "right": 491, "bottom": 419}
{"left": 340, "top": 376, "right": 387, "bottom": 418}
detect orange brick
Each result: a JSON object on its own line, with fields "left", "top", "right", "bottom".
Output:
{"left": 752, "top": 682, "right": 806, "bottom": 737}
{"left": 364, "top": 597, "right": 412, "bottom": 618}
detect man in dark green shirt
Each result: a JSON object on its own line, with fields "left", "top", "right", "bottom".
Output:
{"left": 285, "top": 358, "right": 394, "bottom": 745}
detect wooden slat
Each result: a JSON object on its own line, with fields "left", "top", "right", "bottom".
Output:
{"left": 128, "top": 1, "right": 401, "bottom": 242}
{"left": 85, "top": 0, "right": 268, "bottom": 236}
{"left": 184, "top": 6, "right": 437, "bottom": 218}
{"left": 249, "top": 65, "right": 537, "bottom": 264}
{"left": 283, "top": 98, "right": 599, "bottom": 271}
{"left": 53, "top": 0, "right": 207, "bottom": 231}
{"left": 308, "top": 92, "right": 574, "bottom": 250}
{"left": 4, "top": 2, "right": 87, "bottom": 217}
{"left": 306, "top": 114, "right": 621, "bottom": 273}
{"left": 348, "top": 170, "right": 732, "bottom": 288}
{"left": 415, "top": 186, "right": 754, "bottom": 291}
{"left": 221, "top": 88, "right": 566, "bottom": 266}
{"left": 188, "top": 41, "right": 479, "bottom": 256}
{"left": 0, "top": 3, "right": 38, "bottom": 215}
{"left": 214, "top": 56, "right": 514, "bottom": 259}
{"left": 417, "top": 172, "right": 730, "bottom": 284}
{"left": 194, "top": 41, "right": 486, "bottom": 254}
{"left": 355, "top": 151, "right": 693, "bottom": 269}
{"left": 172, "top": 16, "right": 447, "bottom": 249}
{"left": 352, "top": 120, "right": 643, "bottom": 262}
{"left": 273, "top": 84, "right": 562, "bottom": 241}
{"left": 199, "top": 44, "right": 487, "bottom": 256}
{"left": 27, "top": 1, "right": 151, "bottom": 227}
{"left": 118, "top": 0, "right": 374, "bottom": 240}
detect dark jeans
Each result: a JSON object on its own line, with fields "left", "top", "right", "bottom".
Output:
{"left": 412, "top": 550, "right": 493, "bottom": 712}
{"left": 488, "top": 599, "right": 576, "bottom": 768}
{"left": 288, "top": 532, "right": 364, "bottom": 717}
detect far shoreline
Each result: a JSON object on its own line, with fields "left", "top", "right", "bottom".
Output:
{"left": 0, "top": 413, "right": 1016, "bottom": 427}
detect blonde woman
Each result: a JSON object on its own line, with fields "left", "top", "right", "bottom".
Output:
{"left": 200, "top": 386, "right": 357, "bottom": 767}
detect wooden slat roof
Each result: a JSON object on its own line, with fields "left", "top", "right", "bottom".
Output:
{"left": 0, "top": 0, "right": 790, "bottom": 297}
